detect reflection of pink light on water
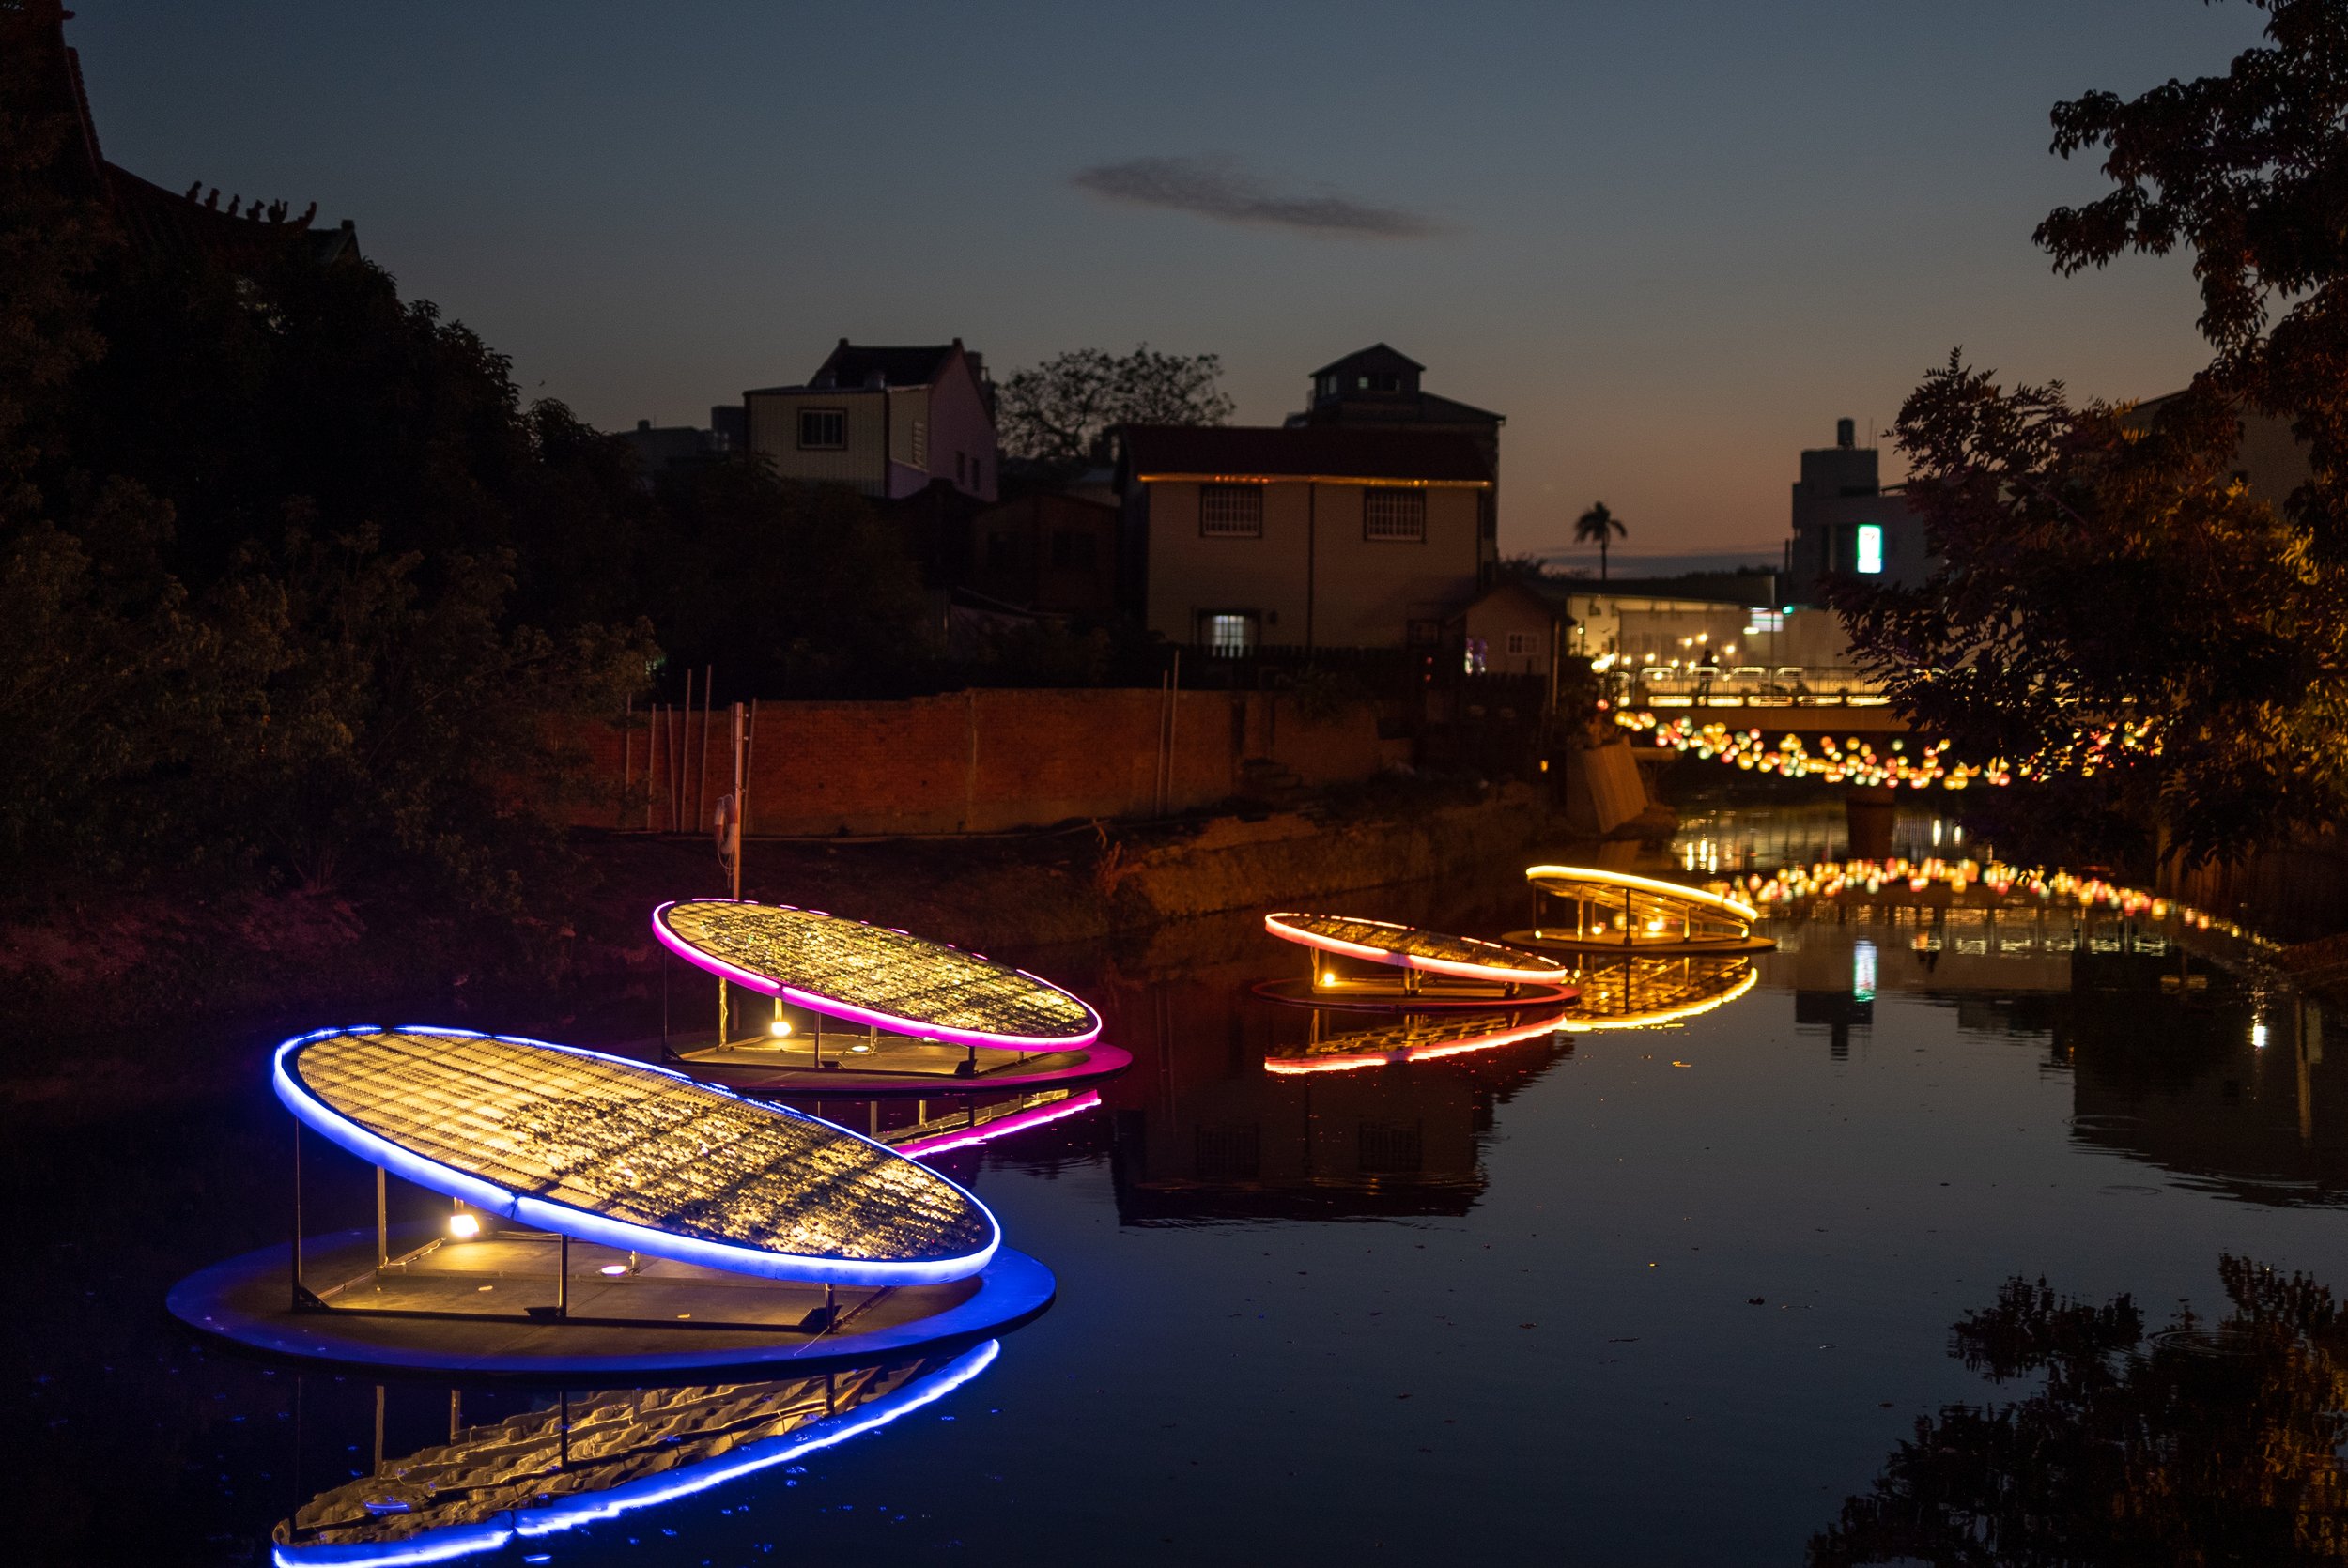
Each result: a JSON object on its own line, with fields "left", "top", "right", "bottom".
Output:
{"left": 1264, "top": 1012, "right": 1571, "bottom": 1076}
{"left": 894, "top": 1091, "right": 1104, "bottom": 1159}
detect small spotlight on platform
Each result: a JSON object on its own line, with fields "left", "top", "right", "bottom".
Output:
{"left": 768, "top": 1018, "right": 792, "bottom": 1038}
{"left": 448, "top": 1212, "right": 481, "bottom": 1240}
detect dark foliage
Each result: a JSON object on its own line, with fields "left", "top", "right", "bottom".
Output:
{"left": 1831, "top": 358, "right": 2348, "bottom": 866}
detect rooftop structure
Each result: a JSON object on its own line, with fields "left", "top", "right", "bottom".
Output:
{"left": 17, "top": 0, "right": 360, "bottom": 269}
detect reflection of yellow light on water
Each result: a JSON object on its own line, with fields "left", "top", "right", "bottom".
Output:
{"left": 1561, "top": 964, "right": 1760, "bottom": 1032}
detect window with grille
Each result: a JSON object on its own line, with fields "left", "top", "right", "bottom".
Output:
{"left": 1199, "top": 484, "right": 1264, "bottom": 537}
{"left": 1506, "top": 631, "right": 1538, "bottom": 656}
{"left": 797, "top": 408, "right": 845, "bottom": 449}
{"left": 1364, "top": 487, "right": 1426, "bottom": 541}
{"left": 1200, "top": 612, "right": 1258, "bottom": 655}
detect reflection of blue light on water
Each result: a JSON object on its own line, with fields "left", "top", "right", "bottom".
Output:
{"left": 271, "top": 1339, "right": 1000, "bottom": 1567}
{"left": 1853, "top": 941, "right": 1877, "bottom": 1004}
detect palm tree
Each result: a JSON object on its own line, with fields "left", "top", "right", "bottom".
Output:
{"left": 1574, "top": 502, "right": 1627, "bottom": 580}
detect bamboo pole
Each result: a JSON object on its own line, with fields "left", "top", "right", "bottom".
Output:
{"left": 744, "top": 698, "right": 759, "bottom": 838}
{"left": 698, "top": 664, "right": 713, "bottom": 837}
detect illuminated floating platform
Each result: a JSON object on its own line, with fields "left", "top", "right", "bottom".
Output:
{"left": 654, "top": 899, "right": 1129, "bottom": 1094}
{"left": 1507, "top": 865, "right": 1777, "bottom": 956}
{"left": 656, "top": 899, "right": 1101, "bottom": 1048}
{"left": 272, "top": 1343, "right": 999, "bottom": 1567}
{"left": 1257, "top": 912, "right": 1580, "bottom": 1009}
{"left": 166, "top": 1026, "right": 1055, "bottom": 1375}
{"left": 1264, "top": 1007, "right": 1574, "bottom": 1075}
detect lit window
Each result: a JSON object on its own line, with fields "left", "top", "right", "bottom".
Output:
{"left": 798, "top": 408, "right": 845, "bottom": 450}
{"left": 1200, "top": 485, "right": 1263, "bottom": 538}
{"left": 1364, "top": 488, "right": 1426, "bottom": 542}
{"left": 1855, "top": 523, "right": 1884, "bottom": 575}
{"left": 1201, "top": 612, "right": 1258, "bottom": 654}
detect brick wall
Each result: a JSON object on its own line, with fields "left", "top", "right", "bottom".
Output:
{"left": 578, "top": 687, "right": 1384, "bottom": 837}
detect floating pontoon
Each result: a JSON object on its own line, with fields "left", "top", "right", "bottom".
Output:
{"left": 1257, "top": 912, "right": 1580, "bottom": 1008}
{"left": 651, "top": 899, "right": 1130, "bottom": 1096}
{"left": 1508, "top": 866, "right": 1776, "bottom": 955}
{"left": 166, "top": 1026, "right": 1055, "bottom": 1375}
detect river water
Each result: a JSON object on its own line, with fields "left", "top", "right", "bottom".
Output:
{"left": 8, "top": 799, "right": 2345, "bottom": 1565}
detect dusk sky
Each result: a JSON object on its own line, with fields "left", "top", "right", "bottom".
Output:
{"left": 77, "top": 1, "right": 2266, "bottom": 566}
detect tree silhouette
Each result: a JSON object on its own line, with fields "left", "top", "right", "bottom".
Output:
{"left": 1574, "top": 501, "right": 1626, "bottom": 580}
{"left": 1812, "top": 1256, "right": 2348, "bottom": 1566}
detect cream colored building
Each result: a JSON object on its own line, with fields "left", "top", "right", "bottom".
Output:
{"left": 743, "top": 339, "right": 997, "bottom": 502}
{"left": 1115, "top": 425, "right": 1493, "bottom": 652}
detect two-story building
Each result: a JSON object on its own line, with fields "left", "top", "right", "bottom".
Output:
{"left": 1286, "top": 344, "right": 1504, "bottom": 583}
{"left": 741, "top": 339, "right": 997, "bottom": 502}
{"left": 1115, "top": 424, "right": 1492, "bottom": 653}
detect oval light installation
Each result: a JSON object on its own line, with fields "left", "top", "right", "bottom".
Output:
{"left": 1517, "top": 865, "right": 1773, "bottom": 954}
{"left": 1264, "top": 912, "right": 1573, "bottom": 985}
{"left": 273, "top": 1026, "right": 999, "bottom": 1287}
{"left": 654, "top": 899, "right": 1101, "bottom": 1050}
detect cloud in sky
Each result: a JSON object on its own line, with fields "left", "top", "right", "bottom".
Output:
{"left": 1071, "top": 155, "right": 1438, "bottom": 238}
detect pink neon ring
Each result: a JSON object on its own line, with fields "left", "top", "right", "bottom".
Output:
{"left": 1263, "top": 913, "right": 1570, "bottom": 985}
{"left": 654, "top": 900, "right": 1104, "bottom": 1051}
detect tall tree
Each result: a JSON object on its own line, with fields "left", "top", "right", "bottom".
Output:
{"left": 2037, "top": 0, "right": 2348, "bottom": 544}
{"left": 1831, "top": 355, "right": 2348, "bottom": 867}
{"left": 1573, "top": 501, "right": 1626, "bottom": 580}
{"left": 996, "top": 345, "right": 1234, "bottom": 467}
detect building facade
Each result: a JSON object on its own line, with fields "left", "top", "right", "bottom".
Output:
{"left": 743, "top": 339, "right": 997, "bottom": 502}
{"left": 1286, "top": 344, "right": 1503, "bottom": 582}
{"left": 1116, "top": 425, "right": 1491, "bottom": 653}
{"left": 1784, "top": 419, "right": 1929, "bottom": 600}
{"left": 967, "top": 493, "right": 1120, "bottom": 619}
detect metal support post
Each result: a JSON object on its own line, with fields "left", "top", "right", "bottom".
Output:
{"left": 557, "top": 1233, "right": 569, "bottom": 1319}
{"left": 375, "top": 1165, "right": 388, "bottom": 1268}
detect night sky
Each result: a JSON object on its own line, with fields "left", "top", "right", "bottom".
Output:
{"left": 75, "top": 1, "right": 2266, "bottom": 564}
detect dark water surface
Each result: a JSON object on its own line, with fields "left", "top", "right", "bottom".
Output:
{"left": 8, "top": 802, "right": 2346, "bottom": 1565}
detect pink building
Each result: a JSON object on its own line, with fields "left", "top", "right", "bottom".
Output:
{"left": 743, "top": 339, "right": 997, "bottom": 502}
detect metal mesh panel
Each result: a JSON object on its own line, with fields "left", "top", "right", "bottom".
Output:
{"left": 293, "top": 1030, "right": 990, "bottom": 1263}
{"left": 663, "top": 901, "right": 1093, "bottom": 1040}
{"left": 1276, "top": 914, "right": 1567, "bottom": 974}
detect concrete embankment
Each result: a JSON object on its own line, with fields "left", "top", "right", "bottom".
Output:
{"left": 0, "top": 782, "right": 1620, "bottom": 1048}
